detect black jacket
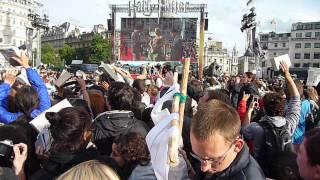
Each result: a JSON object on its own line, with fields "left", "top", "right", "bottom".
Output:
{"left": 30, "top": 149, "right": 119, "bottom": 180}
{"left": 93, "top": 111, "right": 149, "bottom": 155}
{"left": 238, "top": 83, "right": 259, "bottom": 107}
{"left": 194, "top": 145, "right": 265, "bottom": 180}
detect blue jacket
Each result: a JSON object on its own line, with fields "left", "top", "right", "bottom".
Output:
{"left": 293, "top": 99, "right": 311, "bottom": 144}
{"left": 0, "top": 68, "right": 51, "bottom": 124}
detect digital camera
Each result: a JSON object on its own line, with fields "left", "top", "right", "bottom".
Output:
{"left": 0, "top": 140, "right": 14, "bottom": 159}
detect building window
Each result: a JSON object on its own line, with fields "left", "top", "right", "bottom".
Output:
{"left": 313, "top": 63, "right": 320, "bottom": 68}
{"left": 305, "top": 32, "right": 312, "bottom": 38}
{"left": 315, "top": 43, "right": 320, "bottom": 48}
{"left": 262, "top": 61, "right": 266, "bottom": 67}
{"left": 294, "top": 63, "right": 300, "bottom": 68}
{"left": 297, "top": 24, "right": 304, "bottom": 30}
{"left": 304, "top": 53, "right": 310, "bottom": 59}
{"left": 305, "top": 43, "right": 311, "bottom": 48}
{"left": 295, "top": 53, "right": 301, "bottom": 59}
{"left": 274, "top": 43, "right": 278, "bottom": 48}
{"left": 305, "top": 24, "right": 312, "bottom": 30}
{"left": 0, "top": 38, "right": 3, "bottom": 43}
{"left": 303, "top": 63, "right": 310, "bottom": 68}
{"left": 296, "top": 33, "right": 302, "bottom": 38}
{"left": 314, "top": 53, "right": 320, "bottom": 59}
{"left": 316, "top": 24, "right": 320, "bottom": 29}
{"left": 282, "top": 43, "right": 286, "bottom": 47}
{"left": 316, "top": 32, "right": 320, "bottom": 38}
{"left": 295, "top": 43, "right": 301, "bottom": 48}
{"left": 273, "top": 52, "right": 277, "bottom": 56}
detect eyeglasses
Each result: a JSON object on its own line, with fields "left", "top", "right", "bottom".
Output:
{"left": 190, "top": 142, "right": 234, "bottom": 167}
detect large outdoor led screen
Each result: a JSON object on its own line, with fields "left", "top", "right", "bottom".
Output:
{"left": 120, "top": 18, "right": 197, "bottom": 62}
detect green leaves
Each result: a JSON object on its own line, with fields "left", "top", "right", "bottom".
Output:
{"left": 88, "top": 34, "right": 112, "bottom": 64}
{"left": 58, "top": 44, "right": 76, "bottom": 65}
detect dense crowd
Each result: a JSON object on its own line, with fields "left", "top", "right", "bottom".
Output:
{"left": 0, "top": 53, "right": 320, "bottom": 180}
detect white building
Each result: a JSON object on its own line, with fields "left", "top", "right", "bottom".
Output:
{"left": 0, "top": 0, "right": 42, "bottom": 66}
{"left": 289, "top": 22, "right": 320, "bottom": 68}
{"left": 259, "top": 32, "right": 290, "bottom": 79}
{"left": 204, "top": 40, "right": 231, "bottom": 74}
{"left": 41, "top": 22, "right": 81, "bottom": 49}
{"left": 231, "top": 45, "right": 239, "bottom": 76}
{"left": 238, "top": 56, "right": 255, "bottom": 75}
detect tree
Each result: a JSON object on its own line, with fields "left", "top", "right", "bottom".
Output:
{"left": 88, "top": 34, "right": 112, "bottom": 64}
{"left": 41, "top": 44, "right": 62, "bottom": 67}
{"left": 58, "top": 44, "right": 76, "bottom": 65}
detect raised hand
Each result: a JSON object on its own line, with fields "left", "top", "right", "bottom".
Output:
{"left": 12, "top": 143, "right": 28, "bottom": 176}
{"left": 280, "top": 62, "right": 290, "bottom": 78}
{"left": 4, "top": 69, "right": 18, "bottom": 87}
{"left": 11, "top": 53, "right": 30, "bottom": 69}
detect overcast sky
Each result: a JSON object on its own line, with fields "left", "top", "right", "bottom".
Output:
{"left": 42, "top": 0, "right": 320, "bottom": 53}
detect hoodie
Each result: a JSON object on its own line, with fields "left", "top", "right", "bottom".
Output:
{"left": 93, "top": 110, "right": 149, "bottom": 155}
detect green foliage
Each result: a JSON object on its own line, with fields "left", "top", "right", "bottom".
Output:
{"left": 88, "top": 34, "right": 112, "bottom": 64}
{"left": 41, "top": 44, "right": 63, "bottom": 67}
{"left": 58, "top": 44, "right": 76, "bottom": 65}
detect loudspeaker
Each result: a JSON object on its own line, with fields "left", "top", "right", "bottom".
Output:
{"left": 107, "top": 19, "right": 113, "bottom": 31}
{"left": 205, "top": 19, "right": 208, "bottom": 31}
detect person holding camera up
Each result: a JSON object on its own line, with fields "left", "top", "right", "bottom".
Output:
{"left": 0, "top": 53, "right": 51, "bottom": 124}
{"left": 0, "top": 142, "right": 28, "bottom": 180}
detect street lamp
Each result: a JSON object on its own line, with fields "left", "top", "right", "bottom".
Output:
{"left": 27, "top": 9, "right": 49, "bottom": 67}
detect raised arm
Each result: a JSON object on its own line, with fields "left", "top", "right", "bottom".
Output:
{"left": 280, "top": 62, "right": 301, "bottom": 135}
{"left": 12, "top": 53, "right": 51, "bottom": 116}
{"left": 0, "top": 70, "right": 22, "bottom": 124}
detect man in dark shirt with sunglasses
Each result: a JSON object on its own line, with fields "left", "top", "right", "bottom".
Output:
{"left": 190, "top": 100, "right": 265, "bottom": 180}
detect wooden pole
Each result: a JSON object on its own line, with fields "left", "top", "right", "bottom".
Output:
{"left": 168, "top": 58, "right": 191, "bottom": 167}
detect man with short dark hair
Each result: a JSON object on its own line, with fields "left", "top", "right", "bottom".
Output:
{"left": 170, "top": 29, "right": 183, "bottom": 61}
{"left": 93, "top": 82, "right": 149, "bottom": 155}
{"left": 190, "top": 100, "right": 265, "bottom": 179}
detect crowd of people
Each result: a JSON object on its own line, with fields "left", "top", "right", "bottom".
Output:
{"left": 0, "top": 52, "right": 320, "bottom": 180}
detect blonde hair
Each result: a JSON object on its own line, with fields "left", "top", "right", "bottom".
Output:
{"left": 57, "top": 160, "right": 120, "bottom": 180}
{"left": 306, "top": 86, "right": 319, "bottom": 103}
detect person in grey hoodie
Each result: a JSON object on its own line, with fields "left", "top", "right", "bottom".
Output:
{"left": 241, "top": 62, "right": 301, "bottom": 177}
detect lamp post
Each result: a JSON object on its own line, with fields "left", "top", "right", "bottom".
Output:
{"left": 27, "top": 10, "right": 49, "bottom": 67}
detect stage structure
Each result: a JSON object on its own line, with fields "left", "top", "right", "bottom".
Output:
{"left": 109, "top": 0, "right": 208, "bottom": 79}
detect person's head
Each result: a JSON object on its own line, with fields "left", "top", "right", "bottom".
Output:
{"left": 15, "top": 86, "right": 39, "bottom": 119}
{"left": 107, "top": 82, "right": 134, "bottom": 111}
{"left": 111, "top": 132, "right": 150, "bottom": 168}
{"left": 155, "top": 28, "right": 161, "bottom": 36}
{"left": 57, "top": 160, "right": 120, "bottom": 180}
{"left": 244, "top": 72, "right": 255, "bottom": 83}
{"left": 305, "top": 86, "right": 319, "bottom": 103}
{"left": 46, "top": 107, "right": 92, "bottom": 153}
{"left": 132, "top": 79, "right": 146, "bottom": 94}
{"left": 297, "top": 128, "right": 320, "bottom": 180}
{"left": 263, "top": 92, "right": 286, "bottom": 116}
{"left": 190, "top": 100, "right": 244, "bottom": 174}
{"left": 170, "top": 28, "right": 178, "bottom": 37}
{"left": 199, "top": 89, "right": 231, "bottom": 105}
{"left": 88, "top": 93, "right": 107, "bottom": 118}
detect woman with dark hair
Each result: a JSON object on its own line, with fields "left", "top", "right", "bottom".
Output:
{"left": 31, "top": 107, "right": 118, "bottom": 180}
{"left": 0, "top": 53, "right": 51, "bottom": 124}
{"left": 111, "top": 132, "right": 156, "bottom": 180}
{"left": 297, "top": 128, "right": 320, "bottom": 180}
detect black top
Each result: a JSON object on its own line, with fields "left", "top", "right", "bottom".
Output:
{"left": 30, "top": 149, "right": 120, "bottom": 180}
{"left": 194, "top": 145, "right": 265, "bottom": 180}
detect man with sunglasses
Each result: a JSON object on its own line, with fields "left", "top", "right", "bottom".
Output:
{"left": 190, "top": 100, "right": 265, "bottom": 179}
